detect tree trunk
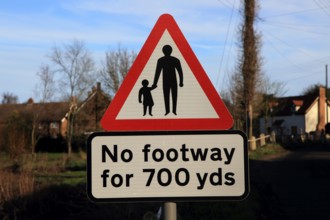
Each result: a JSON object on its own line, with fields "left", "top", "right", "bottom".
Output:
{"left": 67, "top": 112, "right": 74, "bottom": 154}
{"left": 31, "top": 124, "right": 36, "bottom": 155}
{"left": 67, "top": 99, "right": 77, "bottom": 155}
{"left": 248, "top": 103, "right": 253, "bottom": 139}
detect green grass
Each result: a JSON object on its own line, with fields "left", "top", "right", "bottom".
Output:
{"left": 36, "top": 170, "right": 86, "bottom": 186}
{"left": 33, "top": 153, "right": 86, "bottom": 187}
{"left": 0, "top": 152, "right": 87, "bottom": 188}
{"left": 249, "top": 143, "right": 287, "bottom": 160}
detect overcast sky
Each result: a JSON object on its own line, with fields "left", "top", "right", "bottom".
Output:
{"left": 1, "top": 0, "right": 330, "bottom": 102}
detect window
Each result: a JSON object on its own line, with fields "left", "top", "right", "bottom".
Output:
{"left": 50, "top": 122, "right": 59, "bottom": 129}
{"left": 291, "top": 126, "right": 297, "bottom": 136}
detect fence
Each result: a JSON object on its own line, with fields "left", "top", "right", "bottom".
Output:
{"left": 248, "top": 132, "right": 276, "bottom": 150}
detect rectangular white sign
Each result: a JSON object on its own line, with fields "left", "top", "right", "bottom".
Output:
{"left": 87, "top": 130, "right": 249, "bottom": 202}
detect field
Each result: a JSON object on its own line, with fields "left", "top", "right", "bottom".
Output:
{"left": 0, "top": 145, "right": 287, "bottom": 219}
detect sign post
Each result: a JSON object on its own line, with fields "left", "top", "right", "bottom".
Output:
{"left": 164, "top": 202, "right": 176, "bottom": 220}
{"left": 87, "top": 13, "right": 249, "bottom": 220}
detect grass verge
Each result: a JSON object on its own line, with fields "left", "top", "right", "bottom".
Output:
{"left": 249, "top": 143, "right": 287, "bottom": 160}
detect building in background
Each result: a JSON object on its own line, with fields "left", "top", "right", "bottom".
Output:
{"left": 259, "top": 87, "right": 330, "bottom": 137}
{"left": 0, "top": 83, "right": 110, "bottom": 152}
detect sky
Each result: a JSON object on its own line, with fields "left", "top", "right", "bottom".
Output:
{"left": 1, "top": 0, "right": 330, "bottom": 103}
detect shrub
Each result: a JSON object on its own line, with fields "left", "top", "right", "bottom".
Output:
{"left": 3, "top": 111, "right": 31, "bottom": 158}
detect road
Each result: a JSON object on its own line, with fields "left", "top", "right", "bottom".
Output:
{"left": 251, "top": 146, "right": 330, "bottom": 220}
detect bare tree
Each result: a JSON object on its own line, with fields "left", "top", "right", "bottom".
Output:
{"left": 35, "top": 64, "right": 56, "bottom": 102}
{"left": 49, "top": 39, "right": 95, "bottom": 154}
{"left": 50, "top": 39, "right": 95, "bottom": 101}
{"left": 99, "top": 46, "right": 136, "bottom": 98}
{"left": 223, "top": 70, "right": 245, "bottom": 131}
{"left": 1, "top": 92, "right": 18, "bottom": 104}
{"left": 30, "top": 65, "right": 56, "bottom": 154}
{"left": 259, "top": 76, "right": 287, "bottom": 134}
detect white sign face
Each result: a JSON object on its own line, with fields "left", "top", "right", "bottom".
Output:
{"left": 100, "top": 14, "right": 234, "bottom": 131}
{"left": 116, "top": 30, "right": 218, "bottom": 119}
{"left": 87, "top": 131, "right": 249, "bottom": 202}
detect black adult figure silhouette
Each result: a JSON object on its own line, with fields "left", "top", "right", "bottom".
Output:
{"left": 152, "top": 45, "right": 183, "bottom": 115}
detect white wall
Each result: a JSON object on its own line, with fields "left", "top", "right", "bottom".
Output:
{"left": 325, "top": 104, "right": 330, "bottom": 125}
{"left": 259, "top": 115, "right": 305, "bottom": 135}
{"left": 281, "top": 115, "right": 305, "bottom": 135}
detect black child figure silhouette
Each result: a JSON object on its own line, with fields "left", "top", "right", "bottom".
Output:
{"left": 138, "top": 79, "right": 156, "bottom": 116}
{"left": 153, "top": 45, "right": 183, "bottom": 116}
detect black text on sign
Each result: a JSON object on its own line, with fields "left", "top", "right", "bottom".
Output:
{"left": 87, "top": 130, "right": 249, "bottom": 202}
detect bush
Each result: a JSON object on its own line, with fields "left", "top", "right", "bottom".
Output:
{"left": 3, "top": 111, "right": 31, "bottom": 157}
{"left": 35, "top": 137, "right": 67, "bottom": 153}
{"left": 71, "top": 134, "right": 88, "bottom": 152}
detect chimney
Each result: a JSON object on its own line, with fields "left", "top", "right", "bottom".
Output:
{"left": 97, "top": 82, "right": 101, "bottom": 91}
{"left": 27, "top": 98, "right": 34, "bottom": 104}
{"left": 317, "top": 87, "right": 326, "bottom": 132}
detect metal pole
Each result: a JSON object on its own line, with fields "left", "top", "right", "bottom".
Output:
{"left": 164, "top": 202, "right": 177, "bottom": 220}
{"left": 326, "top": 64, "right": 328, "bottom": 124}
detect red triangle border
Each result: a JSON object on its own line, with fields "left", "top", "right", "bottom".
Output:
{"left": 101, "top": 14, "right": 233, "bottom": 131}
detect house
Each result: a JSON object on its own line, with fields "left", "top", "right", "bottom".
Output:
{"left": 62, "top": 82, "right": 111, "bottom": 137}
{"left": 0, "top": 83, "right": 110, "bottom": 151}
{"left": 0, "top": 99, "right": 69, "bottom": 138}
{"left": 0, "top": 99, "right": 69, "bottom": 151}
{"left": 259, "top": 87, "right": 330, "bottom": 137}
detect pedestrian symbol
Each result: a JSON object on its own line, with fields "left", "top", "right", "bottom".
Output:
{"left": 153, "top": 45, "right": 183, "bottom": 116}
{"left": 138, "top": 79, "right": 156, "bottom": 116}
{"left": 101, "top": 14, "right": 233, "bottom": 131}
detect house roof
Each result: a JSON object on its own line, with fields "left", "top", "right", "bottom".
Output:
{"left": 271, "top": 94, "right": 318, "bottom": 116}
{"left": 0, "top": 101, "right": 69, "bottom": 124}
{"left": 0, "top": 83, "right": 111, "bottom": 125}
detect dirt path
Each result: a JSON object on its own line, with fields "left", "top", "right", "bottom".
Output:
{"left": 251, "top": 146, "right": 330, "bottom": 220}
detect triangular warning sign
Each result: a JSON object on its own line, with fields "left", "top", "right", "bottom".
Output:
{"left": 101, "top": 14, "right": 233, "bottom": 131}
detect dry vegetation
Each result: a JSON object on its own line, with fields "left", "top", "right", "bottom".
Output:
{"left": 0, "top": 170, "right": 34, "bottom": 203}
{"left": 0, "top": 153, "right": 85, "bottom": 204}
